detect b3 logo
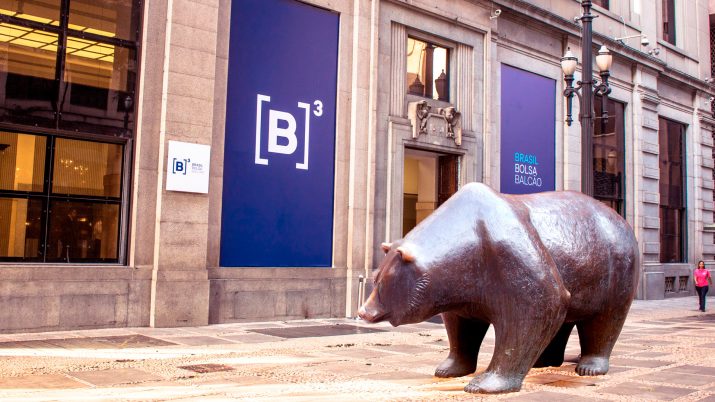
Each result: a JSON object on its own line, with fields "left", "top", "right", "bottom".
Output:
{"left": 255, "top": 94, "right": 323, "bottom": 170}
{"left": 172, "top": 158, "right": 190, "bottom": 175}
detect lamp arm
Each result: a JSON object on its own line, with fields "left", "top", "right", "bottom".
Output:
{"left": 563, "top": 77, "right": 585, "bottom": 126}
{"left": 593, "top": 71, "right": 612, "bottom": 124}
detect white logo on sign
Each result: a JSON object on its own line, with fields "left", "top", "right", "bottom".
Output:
{"left": 255, "top": 94, "right": 323, "bottom": 170}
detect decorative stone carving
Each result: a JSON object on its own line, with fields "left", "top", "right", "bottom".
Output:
{"left": 408, "top": 100, "right": 431, "bottom": 138}
{"left": 439, "top": 106, "right": 461, "bottom": 145}
{"left": 407, "top": 101, "right": 462, "bottom": 146}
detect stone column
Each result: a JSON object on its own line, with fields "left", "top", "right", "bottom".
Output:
{"left": 632, "top": 65, "right": 662, "bottom": 299}
{"left": 697, "top": 97, "right": 715, "bottom": 259}
{"left": 132, "top": 0, "right": 217, "bottom": 327}
{"left": 345, "top": 0, "right": 380, "bottom": 317}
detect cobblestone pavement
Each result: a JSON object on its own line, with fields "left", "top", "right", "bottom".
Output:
{"left": 0, "top": 296, "right": 714, "bottom": 401}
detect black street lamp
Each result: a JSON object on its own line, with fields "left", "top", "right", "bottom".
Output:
{"left": 561, "top": 0, "right": 613, "bottom": 197}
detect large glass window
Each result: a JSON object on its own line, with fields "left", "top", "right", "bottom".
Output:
{"left": 406, "top": 37, "right": 449, "bottom": 102}
{"left": 659, "top": 118, "right": 686, "bottom": 263}
{"left": 0, "top": 0, "right": 139, "bottom": 136}
{"left": 0, "top": 131, "right": 123, "bottom": 263}
{"left": 662, "top": 0, "right": 676, "bottom": 45}
{"left": 0, "top": 0, "right": 137, "bottom": 264}
{"left": 593, "top": 97, "right": 625, "bottom": 216}
{"left": 69, "top": 0, "right": 139, "bottom": 41}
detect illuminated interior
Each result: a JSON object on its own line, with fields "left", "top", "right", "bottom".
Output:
{"left": 0, "top": 131, "right": 45, "bottom": 192}
{"left": 0, "top": 1, "right": 133, "bottom": 262}
{"left": 0, "top": 19, "right": 115, "bottom": 63}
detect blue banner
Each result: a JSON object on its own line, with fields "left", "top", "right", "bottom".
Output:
{"left": 221, "top": 0, "right": 339, "bottom": 267}
{"left": 500, "top": 65, "right": 556, "bottom": 194}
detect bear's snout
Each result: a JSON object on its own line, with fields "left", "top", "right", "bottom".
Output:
{"left": 358, "top": 294, "right": 388, "bottom": 323}
{"left": 358, "top": 305, "right": 386, "bottom": 323}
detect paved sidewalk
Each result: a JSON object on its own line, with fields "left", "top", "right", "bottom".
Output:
{"left": 0, "top": 296, "right": 713, "bottom": 401}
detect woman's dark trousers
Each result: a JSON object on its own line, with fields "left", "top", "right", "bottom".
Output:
{"left": 696, "top": 286, "right": 709, "bottom": 311}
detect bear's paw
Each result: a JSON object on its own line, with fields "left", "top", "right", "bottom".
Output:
{"left": 434, "top": 355, "right": 476, "bottom": 378}
{"left": 464, "top": 372, "right": 522, "bottom": 394}
{"left": 576, "top": 356, "right": 609, "bottom": 376}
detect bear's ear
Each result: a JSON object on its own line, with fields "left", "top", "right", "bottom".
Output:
{"left": 396, "top": 246, "right": 415, "bottom": 263}
{"left": 381, "top": 242, "right": 392, "bottom": 253}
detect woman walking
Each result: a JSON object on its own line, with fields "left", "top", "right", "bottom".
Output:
{"left": 694, "top": 261, "right": 712, "bottom": 312}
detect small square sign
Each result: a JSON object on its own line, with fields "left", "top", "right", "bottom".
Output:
{"left": 166, "top": 140, "right": 211, "bottom": 193}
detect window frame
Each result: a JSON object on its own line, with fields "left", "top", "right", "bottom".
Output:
{"left": 658, "top": 117, "right": 687, "bottom": 264}
{"left": 592, "top": 0, "right": 610, "bottom": 10}
{"left": 405, "top": 32, "right": 453, "bottom": 103}
{"left": 0, "top": 0, "right": 142, "bottom": 265}
{"left": 593, "top": 97, "right": 626, "bottom": 217}
{"left": 661, "top": 0, "right": 676, "bottom": 46}
{"left": 0, "top": 129, "right": 131, "bottom": 264}
{"left": 0, "top": 0, "right": 141, "bottom": 136}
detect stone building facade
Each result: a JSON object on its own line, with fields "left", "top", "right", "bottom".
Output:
{"left": 0, "top": 0, "right": 713, "bottom": 332}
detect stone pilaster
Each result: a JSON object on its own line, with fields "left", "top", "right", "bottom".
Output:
{"left": 134, "top": 0, "right": 218, "bottom": 327}
{"left": 389, "top": 23, "right": 406, "bottom": 117}
{"left": 454, "top": 43, "right": 474, "bottom": 132}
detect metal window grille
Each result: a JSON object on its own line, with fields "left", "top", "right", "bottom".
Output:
{"left": 679, "top": 276, "right": 688, "bottom": 292}
{"left": 665, "top": 276, "right": 675, "bottom": 293}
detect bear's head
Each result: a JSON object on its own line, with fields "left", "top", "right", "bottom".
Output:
{"left": 358, "top": 242, "right": 433, "bottom": 326}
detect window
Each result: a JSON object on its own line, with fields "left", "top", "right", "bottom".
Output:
{"left": 406, "top": 37, "right": 449, "bottom": 101}
{"left": 593, "top": 97, "right": 625, "bottom": 215}
{"left": 592, "top": 0, "right": 609, "bottom": 9}
{"left": 0, "top": 131, "right": 123, "bottom": 263}
{"left": 662, "top": 0, "right": 676, "bottom": 45}
{"left": 0, "top": 0, "right": 139, "bottom": 264}
{"left": 0, "top": 0, "right": 140, "bottom": 136}
{"left": 659, "top": 118, "right": 686, "bottom": 263}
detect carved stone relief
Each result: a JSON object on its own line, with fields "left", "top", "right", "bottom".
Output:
{"left": 408, "top": 100, "right": 462, "bottom": 146}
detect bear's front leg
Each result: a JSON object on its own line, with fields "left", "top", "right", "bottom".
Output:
{"left": 464, "top": 309, "right": 566, "bottom": 393}
{"left": 435, "top": 313, "right": 489, "bottom": 377}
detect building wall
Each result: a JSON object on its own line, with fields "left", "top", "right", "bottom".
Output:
{"left": 1, "top": 0, "right": 714, "bottom": 333}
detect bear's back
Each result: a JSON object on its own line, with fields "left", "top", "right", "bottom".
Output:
{"left": 517, "top": 191, "right": 638, "bottom": 316}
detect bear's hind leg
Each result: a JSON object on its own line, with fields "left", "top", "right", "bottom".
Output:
{"left": 575, "top": 312, "right": 627, "bottom": 376}
{"left": 533, "top": 322, "right": 575, "bottom": 368}
{"left": 435, "top": 313, "right": 489, "bottom": 378}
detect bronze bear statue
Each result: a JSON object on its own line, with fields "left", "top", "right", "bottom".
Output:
{"left": 358, "top": 183, "right": 638, "bottom": 394}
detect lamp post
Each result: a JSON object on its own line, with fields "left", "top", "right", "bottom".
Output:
{"left": 561, "top": 0, "right": 613, "bottom": 196}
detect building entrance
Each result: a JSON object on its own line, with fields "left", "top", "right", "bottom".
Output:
{"left": 402, "top": 148, "right": 458, "bottom": 236}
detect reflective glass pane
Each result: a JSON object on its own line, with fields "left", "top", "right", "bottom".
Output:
{"left": 0, "top": 131, "right": 46, "bottom": 192}
{"left": 0, "top": 25, "right": 57, "bottom": 127}
{"left": 46, "top": 200, "right": 119, "bottom": 262}
{"left": 0, "top": 0, "right": 61, "bottom": 24}
{"left": 0, "top": 197, "right": 43, "bottom": 258}
{"left": 52, "top": 138, "right": 122, "bottom": 197}
{"left": 60, "top": 40, "right": 135, "bottom": 135}
{"left": 659, "top": 206, "right": 682, "bottom": 263}
{"left": 593, "top": 98, "right": 625, "bottom": 215}
{"left": 69, "top": 0, "right": 138, "bottom": 41}
{"left": 658, "top": 118, "right": 684, "bottom": 208}
{"left": 406, "top": 37, "right": 449, "bottom": 101}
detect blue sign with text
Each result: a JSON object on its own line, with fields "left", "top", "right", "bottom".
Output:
{"left": 500, "top": 65, "right": 556, "bottom": 194}
{"left": 220, "top": 0, "right": 339, "bottom": 267}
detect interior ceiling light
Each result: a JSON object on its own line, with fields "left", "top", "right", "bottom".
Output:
{"left": 0, "top": 8, "right": 115, "bottom": 63}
